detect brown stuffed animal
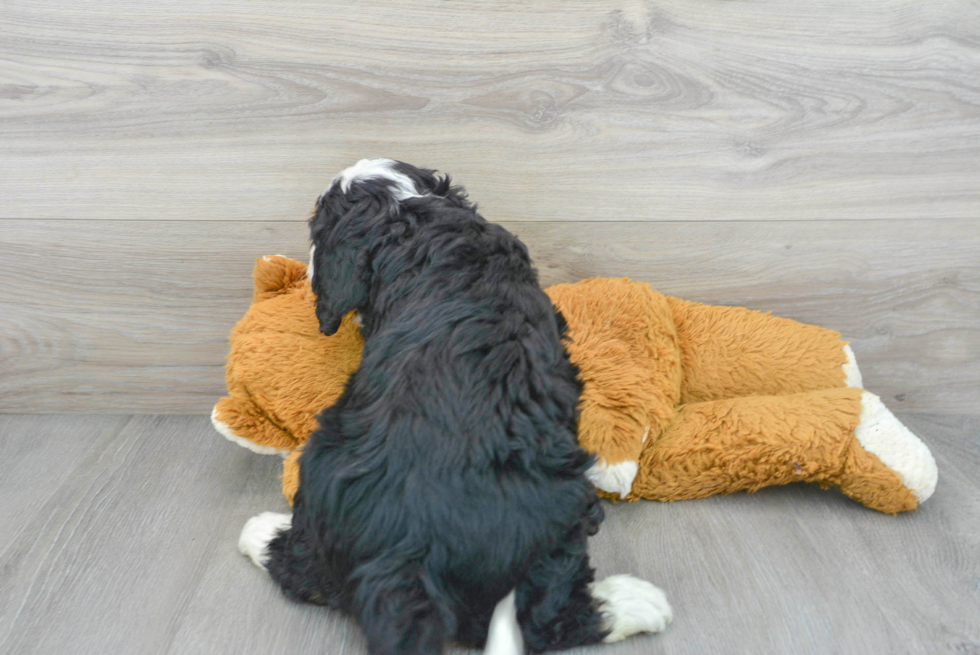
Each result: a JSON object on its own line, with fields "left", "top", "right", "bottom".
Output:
{"left": 213, "top": 256, "right": 938, "bottom": 514}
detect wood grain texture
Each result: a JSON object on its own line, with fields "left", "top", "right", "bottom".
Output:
{"left": 1, "top": 218, "right": 977, "bottom": 414}
{"left": 0, "top": 415, "right": 129, "bottom": 555}
{"left": 0, "top": 416, "right": 294, "bottom": 655}
{"left": 2, "top": 0, "right": 979, "bottom": 221}
{"left": 597, "top": 412, "right": 980, "bottom": 655}
{"left": 0, "top": 413, "right": 976, "bottom": 654}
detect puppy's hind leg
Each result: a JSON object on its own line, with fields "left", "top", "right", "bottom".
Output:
{"left": 513, "top": 530, "right": 606, "bottom": 652}
{"left": 515, "top": 529, "right": 671, "bottom": 652}
{"left": 355, "top": 560, "right": 454, "bottom": 655}
{"left": 240, "top": 512, "right": 341, "bottom": 606}
{"left": 239, "top": 512, "right": 291, "bottom": 570}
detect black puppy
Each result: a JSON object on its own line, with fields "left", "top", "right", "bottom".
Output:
{"left": 239, "top": 159, "right": 671, "bottom": 655}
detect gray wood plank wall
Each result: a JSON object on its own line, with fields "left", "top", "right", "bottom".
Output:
{"left": 1, "top": 0, "right": 979, "bottom": 414}
{"left": 2, "top": 219, "right": 978, "bottom": 413}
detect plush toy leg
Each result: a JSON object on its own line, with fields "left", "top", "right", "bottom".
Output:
{"left": 548, "top": 279, "right": 683, "bottom": 499}
{"left": 211, "top": 397, "right": 298, "bottom": 455}
{"left": 847, "top": 390, "right": 937, "bottom": 506}
{"left": 666, "top": 297, "right": 854, "bottom": 403}
{"left": 282, "top": 449, "right": 302, "bottom": 506}
{"left": 579, "top": 417, "right": 650, "bottom": 498}
{"left": 627, "top": 388, "right": 936, "bottom": 513}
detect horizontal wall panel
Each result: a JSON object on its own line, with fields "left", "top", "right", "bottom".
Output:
{"left": 1, "top": 218, "right": 976, "bottom": 413}
{"left": 2, "top": 0, "right": 979, "bottom": 221}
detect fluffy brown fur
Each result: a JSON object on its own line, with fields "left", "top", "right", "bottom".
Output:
{"left": 215, "top": 255, "right": 924, "bottom": 514}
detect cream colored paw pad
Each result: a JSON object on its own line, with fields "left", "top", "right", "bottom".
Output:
{"left": 855, "top": 392, "right": 938, "bottom": 502}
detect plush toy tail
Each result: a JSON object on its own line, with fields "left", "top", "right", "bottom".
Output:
{"left": 627, "top": 388, "right": 937, "bottom": 514}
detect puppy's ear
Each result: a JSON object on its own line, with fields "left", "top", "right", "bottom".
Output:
{"left": 310, "top": 242, "right": 368, "bottom": 336}
{"left": 310, "top": 176, "right": 392, "bottom": 336}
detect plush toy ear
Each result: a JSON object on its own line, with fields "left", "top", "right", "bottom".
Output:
{"left": 253, "top": 255, "right": 308, "bottom": 302}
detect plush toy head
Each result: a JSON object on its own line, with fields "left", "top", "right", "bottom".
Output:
{"left": 215, "top": 256, "right": 937, "bottom": 515}
{"left": 211, "top": 255, "right": 362, "bottom": 455}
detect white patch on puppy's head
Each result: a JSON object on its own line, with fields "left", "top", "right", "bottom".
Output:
{"left": 324, "top": 158, "right": 422, "bottom": 201}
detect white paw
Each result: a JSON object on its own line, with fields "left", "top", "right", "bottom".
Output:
{"left": 211, "top": 406, "right": 291, "bottom": 457}
{"left": 484, "top": 590, "right": 523, "bottom": 655}
{"left": 591, "top": 574, "right": 672, "bottom": 642}
{"left": 239, "top": 512, "right": 292, "bottom": 570}
{"left": 842, "top": 344, "right": 863, "bottom": 388}
{"left": 855, "top": 391, "right": 938, "bottom": 502}
{"left": 585, "top": 459, "right": 638, "bottom": 498}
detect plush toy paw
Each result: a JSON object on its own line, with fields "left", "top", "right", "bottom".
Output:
{"left": 586, "top": 459, "right": 639, "bottom": 498}
{"left": 854, "top": 391, "right": 938, "bottom": 503}
{"left": 211, "top": 401, "right": 295, "bottom": 456}
{"left": 239, "top": 512, "right": 291, "bottom": 570}
{"left": 591, "top": 574, "right": 673, "bottom": 642}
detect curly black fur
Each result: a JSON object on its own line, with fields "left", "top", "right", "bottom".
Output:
{"left": 265, "top": 160, "right": 608, "bottom": 654}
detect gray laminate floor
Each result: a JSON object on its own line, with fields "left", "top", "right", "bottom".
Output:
{"left": 0, "top": 413, "right": 977, "bottom": 655}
